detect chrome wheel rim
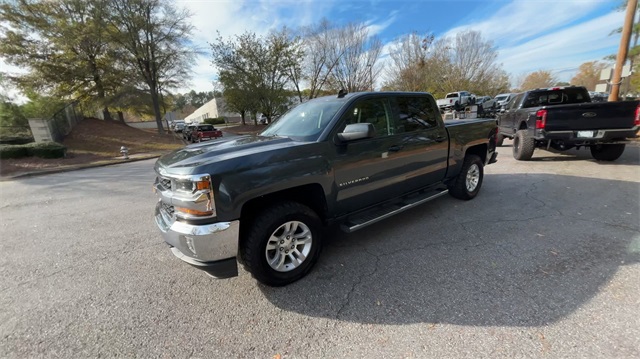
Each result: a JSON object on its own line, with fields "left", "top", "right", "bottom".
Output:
{"left": 265, "top": 221, "right": 312, "bottom": 272}
{"left": 465, "top": 164, "right": 480, "bottom": 192}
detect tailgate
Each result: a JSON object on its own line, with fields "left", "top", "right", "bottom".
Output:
{"left": 544, "top": 101, "right": 638, "bottom": 131}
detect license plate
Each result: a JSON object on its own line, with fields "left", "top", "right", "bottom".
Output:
{"left": 577, "top": 131, "right": 595, "bottom": 138}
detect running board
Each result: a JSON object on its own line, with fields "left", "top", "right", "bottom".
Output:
{"left": 341, "top": 189, "right": 449, "bottom": 233}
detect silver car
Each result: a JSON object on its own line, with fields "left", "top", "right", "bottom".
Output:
{"left": 494, "top": 93, "right": 515, "bottom": 109}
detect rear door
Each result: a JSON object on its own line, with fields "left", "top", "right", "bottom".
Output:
{"left": 499, "top": 93, "right": 523, "bottom": 134}
{"left": 389, "top": 95, "right": 449, "bottom": 190}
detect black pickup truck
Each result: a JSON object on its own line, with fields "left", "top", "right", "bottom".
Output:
{"left": 496, "top": 86, "right": 640, "bottom": 161}
{"left": 153, "top": 91, "right": 498, "bottom": 286}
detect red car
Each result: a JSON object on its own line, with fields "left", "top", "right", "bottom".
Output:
{"left": 191, "top": 124, "right": 223, "bottom": 143}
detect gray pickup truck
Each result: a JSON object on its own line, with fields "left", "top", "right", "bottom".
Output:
{"left": 497, "top": 86, "right": 640, "bottom": 161}
{"left": 153, "top": 91, "right": 498, "bottom": 286}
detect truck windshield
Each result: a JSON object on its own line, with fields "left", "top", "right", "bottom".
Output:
{"left": 260, "top": 99, "right": 344, "bottom": 140}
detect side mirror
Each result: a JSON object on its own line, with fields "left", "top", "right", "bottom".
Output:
{"left": 337, "top": 123, "right": 375, "bottom": 142}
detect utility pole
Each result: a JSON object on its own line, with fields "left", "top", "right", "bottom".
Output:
{"left": 609, "top": 0, "right": 638, "bottom": 101}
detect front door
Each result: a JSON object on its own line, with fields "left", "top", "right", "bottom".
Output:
{"left": 332, "top": 96, "right": 408, "bottom": 215}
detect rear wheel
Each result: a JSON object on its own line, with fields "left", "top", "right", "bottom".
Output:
{"left": 512, "top": 130, "right": 535, "bottom": 160}
{"left": 240, "top": 202, "right": 322, "bottom": 286}
{"left": 448, "top": 154, "right": 484, "bottom": 200}
{"left": 590, "top": 144, "right": 625, "bottom": 161}
{"left": 496, "top": 133, "right": 505, "bottom": 147}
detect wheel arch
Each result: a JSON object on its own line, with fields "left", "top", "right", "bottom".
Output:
{"left": 465, "top": 143, "right": 488, "bottom": 164}
{"left": 239, "top": 183, "right": 328, "bottom": 231}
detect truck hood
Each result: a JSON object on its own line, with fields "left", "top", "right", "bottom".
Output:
{"left": 156, "top": 135, "right": 307, "bottom": 173}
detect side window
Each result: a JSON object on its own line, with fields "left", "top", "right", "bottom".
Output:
{"left": 342, "top": 98, "right": 391, "bottom": 137}
{"left": 396, "top": 96, "right": 440, "bottom": 132}
{"left": 508, "top": 94, "right": 524, "bottom": 110}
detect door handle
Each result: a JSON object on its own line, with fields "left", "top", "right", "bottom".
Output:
{"left": 388, "top": 145, "right": 404, "bottom": 152}
{"left": 435, "top": 136, "right": 446, "bottom": 143}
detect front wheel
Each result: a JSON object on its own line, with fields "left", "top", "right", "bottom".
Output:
{"left": 240, "top": 202, "right": 323, "bottom": 286}
{"left": 448, "top": 154, "right": 484, "bottom": 200}
{"left": 590, "top": 144, "right": 625, "bottom": 161}
{"left": 496, "top": 133, "right": 505, "bottom": 147}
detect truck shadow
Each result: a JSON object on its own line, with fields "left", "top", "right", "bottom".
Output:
{"left": 500, "top": 141, "right": 640, "bottom": 165}
{"left": 259, "top": 174, "right": 640, "bottom": 327}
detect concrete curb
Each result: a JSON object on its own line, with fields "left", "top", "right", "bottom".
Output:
{"left": 0, "top": 153, "right": 163, "bottom": 181}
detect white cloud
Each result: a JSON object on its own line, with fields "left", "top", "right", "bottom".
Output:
{"left": 497, "top": 10, "right": 623, "bottom": 81}
{"left": 365, "top": 11, "right": 398, "bottom": 37}
{"left": 440, "top": 0, "right": 621, "bottom": 84}
{"left": 444, "top": 0, "right": 605, "bottom": 46}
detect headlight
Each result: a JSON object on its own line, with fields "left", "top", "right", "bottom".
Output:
{"left": 174, "top": 176, "right": 212, "bottom": 194}
{"left": 170, "top": 174, "right": 215, "bottom": 218}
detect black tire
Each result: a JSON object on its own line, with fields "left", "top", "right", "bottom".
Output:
{"left": 496, "top": 133, "right": 505, "bottom": 147}
{"left": 448, "top": 154, "right": 484, "bottom": 200}
{"left": 240, "top": 202, "right": 323, "bottom": 286}
{"left": 512, "top": 129, "right": 535, "bottom": 160}
{"left": 590, "top": 144, "right": 625, "bottom": 161}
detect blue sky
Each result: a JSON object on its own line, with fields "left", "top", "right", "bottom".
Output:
{"left": 179, "top": 0, "right": 625, "bottom": 93}
{"left": 0, "top": 0, "right": 626, "bottom": 98}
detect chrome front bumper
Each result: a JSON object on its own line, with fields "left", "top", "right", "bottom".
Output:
{"left": 155, "top": 201, "right": 239, "bottom": 278}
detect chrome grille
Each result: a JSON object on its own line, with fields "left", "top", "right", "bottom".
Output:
{"left": 161, "top": 202, "right": 175, "bottom": 217}
{"left": 156, "top": 176, "right": 172, "bottom": 191}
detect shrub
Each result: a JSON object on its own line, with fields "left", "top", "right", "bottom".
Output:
{"left": 0, "top": 144, "right": 29, "bottom": 159}
{"left": 203, "top": 117, "right": 226, "bottom": 125}
{"left": 0, "top": 135, "right": 34, "bottom": 145}
{"left": 26, "top": 142, "right": 66, "bottom": 159}
{"left": 0, "top": 141, "right": 66, "bottom": 159}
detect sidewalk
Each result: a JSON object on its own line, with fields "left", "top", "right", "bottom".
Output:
{"left": 0, "top": 152, "right": 163, "bottom": 181}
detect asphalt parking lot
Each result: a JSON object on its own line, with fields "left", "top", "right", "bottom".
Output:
{"left": 0, "top": 142, "right": 638, "bottom": 358}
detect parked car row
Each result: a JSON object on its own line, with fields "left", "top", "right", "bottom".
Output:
{"left": 436, "top": 92, "right": 519, "bottom": 119}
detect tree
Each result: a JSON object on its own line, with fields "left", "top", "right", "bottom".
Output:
{"left": 384, "top": 30, "right": 509, "bottom": 97}
{"left": 607, "top": 1, "right": 640, "bottom": 95}
{"left": 0, "top": 0, "right": 125, "bottom": 120}
{"left": 571, "top": 61, "right": 608, "bottom": 90}
{"left": 326, "top": 22, "right": 383, "bottom": 92}
{"left": 519, "top": 70, "right": 557, "bottom": 91}
{"left": 108, "top": 0, "right": 196, "bottom": 133}
{"left": 296, "top": 19, "right": 345, "bottom": 100}
{"left": 383, "top": 32, "right": 436, "bottom": 92}
{"left": 210, "top": 30, "right": 302, "bottom": 124}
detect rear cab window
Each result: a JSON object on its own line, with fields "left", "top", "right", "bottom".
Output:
{"left": 393, "top": 96, "right": 441, "bottom": 133}
{"left": 522, "top": 88, "right": 590, "bottom": 108}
